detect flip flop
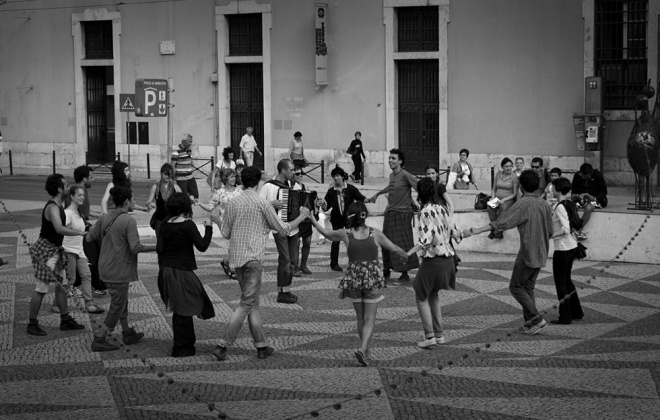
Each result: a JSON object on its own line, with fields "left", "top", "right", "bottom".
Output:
{"left": 354, "top": 350, "right": 368, "bottom": 366}
{"left": 220, "top": 259, "right": 232, "bottom": 277}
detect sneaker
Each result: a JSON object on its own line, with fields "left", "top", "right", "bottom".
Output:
{"left": 293, "top": 269, "right": 302, "bottom": 277}
{"left": 277, "top": 292, "right": 298, "bottom": 304}
{"left": 60, "top": 317, "right": 85, "bottom": 331}
{"left": 92, "top": 288, "right": 107, "bottom": 296}
{"left": 524, "top": 319, "right": 548, "bottom": 335}
{"left": 27, "top": 323, "right": 47, "bottom": 336}
{"left": 393, "top": 273, "right": 410, "bottom": 285}
{"left": 71, "top": 287, "right": 84, "bottom": 298}
{"left": 257, "top": 346, "right": 275, "bottom": 359}
{"left": 576, "top": 231, "right": 588, "bottom": 241}
{"left": 86, "top": 304, "right": 105, "bottom": 314}
{"left": 330, "top": 265, "right": 343, "bottom": 272}
{"left": 417, "top": 337, "right": 436, "bottom": 349}
{"left": 300, "top": 266, "right": 312, "bottom": 275}
{"left": 91, "top": 336, "right": 120, "bottom": 352}
{"left": 212, "top": 345, "right": 227, "bottom": 361}
{"left": 436, "top": 335, "right": 446, "bottom": 344}
{"left": 122, "top": 327, "right": 145, "bottom": 345}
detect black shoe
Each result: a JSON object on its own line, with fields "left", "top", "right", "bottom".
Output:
{"left": 393, "top": 273, "right": 410, "bottom": 285}
{"left": 549, "top": 319, "right": 572, "bottom": 325}
{"left": 330, "top": 265, "right": 343, "bottom": 272}
{"left": 300, "top": 266, "right": 312, "bottom": 275}
{"left": 27, "top": 323, "right": 47, "bottom": 336}
{"left": 91, "top": 336, "right": 120, "bottom": 352}
{"left": 487, "top": 232, "right": 495, "bottom": 240}
{"left": 60, "top": 317, "right": 85, "bottom": 331}
{"left": 277, "top": 292, "right": 298, "bottom": 304}
{"left": 172, "top": 347, "right": 196, "bottom": 358}
{"left": 257, "top": 346, "right": 275, "bottom": 359}
{"left": 212, "top": 345, "right": 227, "bottom": 361}
{"left": 122, "top": 327, "right": 145, "bottom": 345}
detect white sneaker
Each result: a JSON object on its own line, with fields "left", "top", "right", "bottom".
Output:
{"left": 417, "top": 337, "right": 436, "bottom": 349}
{"left": 436, "top": 335, "right": 446, "bottom": 344}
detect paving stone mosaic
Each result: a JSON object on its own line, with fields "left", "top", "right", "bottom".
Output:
{"left": 0, "top": 206, "right": 658, "bottom": 419}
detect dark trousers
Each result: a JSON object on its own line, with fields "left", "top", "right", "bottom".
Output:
{"left": 176, "top": 178, "right": 199, "bottom": 199}
{"left": 509, "top": 257, "right": 541, "bottom": 324}
{"left": 351, "top": 155, "right": 363, "bottom": 180}
{"left": 172, "top": 313, "right": 196, "bottom": 356}
{"left": 273, "top": 232, "right": 299, "bottom": 288}
{"left": 552, "top": 249, "right": 584, "bottom": 322}
{"left": 330, "top": 219, "right": 344, "bottom": 267}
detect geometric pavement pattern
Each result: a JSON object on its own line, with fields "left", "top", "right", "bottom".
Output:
{"left": 0, "top": 218, "right": 659, "bottom": 419}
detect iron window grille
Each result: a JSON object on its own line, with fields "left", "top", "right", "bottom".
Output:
{"left": 84, "top": 21, "right": 113, "bottom": 59}
{"left": 595, "top": 0, "right": 648, "bottom": 110}
{"left": 397, "top": 7, "right": 439, "bottom": 52}
{"left": 228, "top": 14, "right": 263, "bottom": 56}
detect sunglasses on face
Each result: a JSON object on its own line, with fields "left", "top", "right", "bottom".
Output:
{"left": 294, "top": 172, "right": 303, "bottom": 176}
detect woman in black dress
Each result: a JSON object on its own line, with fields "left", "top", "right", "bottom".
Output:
{"left": 146, "top": 163, "right": 181, "bottom": 229}
{"left": 347, "top": 131, "right": 366, "bottom": 182}
{"left": 156, "top": 193, "right": 215, "bottom": 357}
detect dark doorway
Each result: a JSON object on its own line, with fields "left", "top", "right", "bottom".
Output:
{"left": 398, "top": 59, "right": 439, "bottom": 174}
{"left": 228, "top": 63, "right": 264, "bottom": 169}
{"left": 86, "top": 66, "right": 115, "bottom": 163}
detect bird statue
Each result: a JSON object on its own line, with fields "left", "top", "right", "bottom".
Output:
{"left": 627, "top": 79, "right": 660, "bottom": 209}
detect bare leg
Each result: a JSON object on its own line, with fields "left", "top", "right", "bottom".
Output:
{"left": 29, "top": 291, "right": 46, "bottom": 319}
{"left": 359, "top": 303, "right": 378, "bottom": 356}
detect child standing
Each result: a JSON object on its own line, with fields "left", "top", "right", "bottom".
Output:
{"left": 308, "top": 202, "right": 407, "bottom": 366}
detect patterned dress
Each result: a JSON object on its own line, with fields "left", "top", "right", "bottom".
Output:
{"left": 338, "top": 228, "right": 386, "bottom": 295}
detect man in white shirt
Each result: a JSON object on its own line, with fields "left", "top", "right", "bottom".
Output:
{"left": 258, "top": 159, "right": 299, "bottom": 304}
{"left": 239, "top": 127, "right": 262, "bottom": 167}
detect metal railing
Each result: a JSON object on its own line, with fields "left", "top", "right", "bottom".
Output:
{"left": 299, "top": 160, "right": 325, "bottom": 184}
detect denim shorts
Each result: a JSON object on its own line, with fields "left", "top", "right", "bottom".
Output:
{"left": 340, "top": 287, "right": 385, "bottom": 304}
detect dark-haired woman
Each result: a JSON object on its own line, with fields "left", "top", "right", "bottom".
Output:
{"left": 425, "top": 164, "right": 454, "bottom": 215}
{"left": 146, "top": 163, "right": 182, "bottom": 230}
{"left": 210, "top": 147, "right": 237, "bottom": 190}
{"left": 488, "top": 157, "right": 519, "bottom": 239}
{"left": 407, "top": 177, "right": 464, "bottom": 349}
{"left": 309, "top": 202, "right": 407, "bottom": 367}
{"left": 156, "top": 193, "right": 215, "bottom": 357}
{"left": 347, "top": 131, "right": 366, "bottom": 182}
{"left": 321, "top": 166, "right": 366, "bottom": 271}
{"left": 549, "top": 177, "right": 584, "bottom": 325}
{"left": 101, "top": 161, "right": 148, "bottom": 213}
{"left": 447, "top": 148, "right": 477, "bottom": 190}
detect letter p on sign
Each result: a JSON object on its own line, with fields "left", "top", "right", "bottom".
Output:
{"left": 135, "top": 79, "right": 168, "bottom": 117}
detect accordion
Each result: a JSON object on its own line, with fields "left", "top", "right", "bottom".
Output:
{"left": 278, "top": 189, "right": 318, "bottom": 222}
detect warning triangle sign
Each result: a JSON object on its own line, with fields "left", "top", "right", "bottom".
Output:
{"left": 122, "top": 97, "right": 135, "bottom": 111}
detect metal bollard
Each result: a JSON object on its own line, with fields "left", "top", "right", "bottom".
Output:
{"left": 9, "top": 150, "right": 13, "bottom": 175}
{"left": 361, "top": 162, "right": 364, "bottom": 186}
{"left": 147, "top": 153, "right": 151, "bottom": 179}
{"left": 52, "top": 151, "right": 56, "bottom": 174}
{"left": 321, "top": 160, "right": 325, "bottom": 184}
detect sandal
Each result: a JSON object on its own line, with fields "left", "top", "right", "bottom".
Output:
{"left": 221, "top": 259, "right": 232, "bottom": 277}
{"left": 86, "top": 305, "right": 105, "bottom": 314}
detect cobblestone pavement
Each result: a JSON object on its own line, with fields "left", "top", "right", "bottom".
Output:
{"left": 0, "top": 199, "right": 659, "bottom": 419}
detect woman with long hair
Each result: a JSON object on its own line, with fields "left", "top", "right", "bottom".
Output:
{"left": 488, "top": 157, "right": 519, "bottom": 239}
{"left": 408, "top": 177, "right": 463, "bottom": 349}
{"left": 62, "top": 185, "right": 104, "bottom": 314}
{"left": 210, "top": 147, "right": 237, "bottom": 191}
{"left": 424, "top": 164, "right": 454, "bottom": 214}
{"left": 196, "top": 168, "right": 243, "bottom": 279}
{"left": 156, "top": 193, "right": 215, "bottom": 357}
{"left": 146, "top": 163, "right": 182, "bottom": 229}
{"left": 308, "top": 202, "right": 408, "bottom": 367}
{"left": 101, "top": 161, "right": 148, "bottom": 213}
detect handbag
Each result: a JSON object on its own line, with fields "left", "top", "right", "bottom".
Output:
{"left": 83, "top": 213, "right": 122, "bottom": 268}
{"left": 474, "top": 193, "right": 490, "bottom": 210}
{"left": 454, "top": 178, "right": 469, "bottom": 190}
{"left": 575, "top": 242, "right": 587, "bottom": 260}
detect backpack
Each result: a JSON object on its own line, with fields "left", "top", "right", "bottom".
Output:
{"left": 559, "top": 199, "right": 583, "bottom": 231}
{"left": 82, "top": 213, "right": 122, "bottom": 268}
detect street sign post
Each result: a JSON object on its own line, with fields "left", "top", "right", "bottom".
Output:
{"left": 119, "top": 94, "right": 136, "bottom": 113}
{"left": 135, "top": 79, "right": 168, "bottom": 117}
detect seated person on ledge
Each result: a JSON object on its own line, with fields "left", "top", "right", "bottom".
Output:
{"left": 570, "top": 163, "right": 607, "bottom": 241}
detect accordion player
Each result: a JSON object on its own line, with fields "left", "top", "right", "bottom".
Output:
{"left": 278, "top": 189, "right": 318, "bottom": 223}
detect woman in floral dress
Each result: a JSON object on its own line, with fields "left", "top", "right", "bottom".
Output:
{"left": 309, "top": 202, "right": 407, "bottom": 366}
{"left": 196, "top": 168, "right": 242, "bottom": 279}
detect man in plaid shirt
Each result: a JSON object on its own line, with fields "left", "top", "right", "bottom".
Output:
{"left": 212, "top": 166, "right": 310, "bottom": 361}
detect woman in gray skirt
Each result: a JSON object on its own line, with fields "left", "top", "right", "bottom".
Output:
{"left": 406, "top": 177, "right": 464, "bottom": 348}
{"left": 156, "top": 193, "right": 215, "bottom": 357}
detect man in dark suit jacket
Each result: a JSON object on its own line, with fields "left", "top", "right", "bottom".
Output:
{"left": 321, "top": 166, "right": 366, "bottom": 271}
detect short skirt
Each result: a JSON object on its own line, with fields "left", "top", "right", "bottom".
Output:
{"left": 412, "top": 256, "right": 456, "bottom": 301}
{"left": 157, "top": 266, "right": 215, "bottom": 319}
